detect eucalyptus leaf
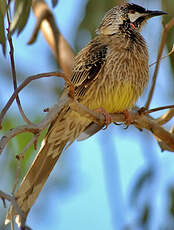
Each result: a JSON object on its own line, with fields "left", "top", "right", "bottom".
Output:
{"left": 140, "top": 204, "right": 150, "bottom": 226}
{"left": 0, "top": 0, "right": 7, "bottom": 15}
{"left": 0, "top": 0, "right": 7, "bottom": 55}
{"left": 0, "top": 11, "right": 6, "bottom": 55}
{"left": 17, "top": 0, "right": 32, "bottom": 35}
{"left": 129, "top": 168, "right": 154, "bottom": 205}
{"left": 10, "top": 0, "right": 32, "bottom": 35}
{"left": 169, "top": 187, "right": 174, "bottom": 217}
{"left": 51, "top": 0, "right": 58, "bottom": 8}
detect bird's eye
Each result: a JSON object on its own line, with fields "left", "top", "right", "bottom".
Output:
{"left": 129, "top": 10, "right": 135, "bottom": 14}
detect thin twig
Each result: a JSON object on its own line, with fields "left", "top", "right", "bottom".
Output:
{"left": 145, "top": 17, "right": 174, "bottom": 108}
{"left": 149, "top": 44, "right": 174, "bottom": 67}
{"left": 0, "top": 95, "right": 70, "bottom": 155}
{"left": 12, "top": 158, "right": 22, "bottom": 195}
{"left": 11, "top": 134, "right": 40, "bottom": 195}
{"left": 12, "top": 133, "right": 40, "bottom": 196}
{"left": 16, "top": 133, "right": 40, "bottom": 161}
{"left": 10, "top": 211, "right": 15, "bottom": 230}
{"left": 1, "top": 196, "right": 6, "bottom": 208}
{"left": 144, "top": 105, "right": 174, "bottom": 115}
{"left": 6, "top": 11, "right": 33, "bottom": 126}
{"left": 0, "top": 126, "right": 39, "bottom": 155}
{"left": 0, "top": 191, "right": 14, "bottom": 203}
{"left": 0, "top": 190, "right": 31, "bottom": 229}
{"left": 0, "top": 71, "right": 68, "bottom": 128}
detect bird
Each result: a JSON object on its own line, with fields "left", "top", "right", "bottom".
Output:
{"left": 5, "top": 2, "right": 166, "bottom": 227}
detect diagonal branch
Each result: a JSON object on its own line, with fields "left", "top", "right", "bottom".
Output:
{"left": 145, "top": 17, "right": 174, "bottom": 108}
{"left": 0, "top": 94, "right": 70, "bottom": 155}
{"left": 0, "top": 71, "right": 69, "bottom": 128}
{"left": 144, "top": 105, "right": 174, "bottom": 115}
{"left": 6, "top": 10, "right": 33, "bottom": 126}
{"left": 30, "top": 0, "right": 74, "bottom": 77}
{"left": 149, "top": 44, "right": 174, "bottom": 67}
{"left": 1, "top": 96, "right": 174, "bottom": 157}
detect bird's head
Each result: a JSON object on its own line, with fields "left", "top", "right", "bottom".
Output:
{"left": 97, "top": 3, "right": 167, "bottom": 35}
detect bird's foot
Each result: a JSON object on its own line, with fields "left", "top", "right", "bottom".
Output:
{"left": 95, "top": 107, "right": 112, "bottom": 129}
{"left": 138, "top": 106, "right": 147, "bottom": 115}
{"left": 123, "top": 109, "right": 132, "bottom": 129}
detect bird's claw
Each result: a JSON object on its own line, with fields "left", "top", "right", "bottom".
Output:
{"left": 138, "top": 106, "right": 147, "bottom": 115}
{"left": 95, "top": 107, "right": 112, "bottom": 129}
{"left": 123, "top": 109, "right": 132, "bottom": 129}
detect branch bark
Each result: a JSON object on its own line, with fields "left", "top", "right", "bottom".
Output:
{"left": 1, "top": 97, "right": 174, "bottom": 158}
{"left": 31, "top": 0, "right": 74, "bottom": 77}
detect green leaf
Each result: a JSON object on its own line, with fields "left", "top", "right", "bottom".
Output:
{"left": 0, "top": 0, "right": 7, "bottom": 15}
{"left": 0, "top": 0, "right": 7, "bottom": 56}
{"left": 10, "top": 0, "right": 23, "bottom": 33}
{"left": 140, "top": 204, "right": 150, "bottom": 226}
{"left": 130, "top": 168, "right": 154, "bottom": 205}
{"left": 17, "top": 0, "right": 32, "bottom": 35}
{"left": 10, "top": 0, "right": 32, "bottom": 35}
{"left": 1, "top": 116, "right": 47, "bottom": 182}
{"left": 0, "top": 11, "right": 6, "bottom": 55}
{"left": 51, "top": 0, "right": 58, "bottom": 8}
{"left": 169, "top": 187, "right": 174, "bottom": 218}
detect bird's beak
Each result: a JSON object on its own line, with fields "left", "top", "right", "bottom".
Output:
{"left": 144, "top": 10, "right": 167, "bottom": 19}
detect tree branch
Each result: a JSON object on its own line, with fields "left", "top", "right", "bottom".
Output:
{"left": 0, "top": 71, "right": 69, "bottom": 128}
{"left": 144, "top": 105, "right": 174, "bottom": 115}
{"left": 149, "top": 44, "right": 174, "bottom": 68}
{"left": 30, "top": 0, "right": 74, "bottom": 77}
{"left": 6, "top": 10, "right": 33, "bottom": 126}
{"left": 0, "top": 95, "right": 70, "bottom": 155}
{"left": 0, "top": 190, "right": 31, "bottom": 230}
{"left": 145, "top": 17, "right": 174, "bottom": 108}
{"left": 1, "top": 97, "right": 174, "bottom": 159}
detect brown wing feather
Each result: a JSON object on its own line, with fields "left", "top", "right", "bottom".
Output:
{"left": 70, "top": 37, "right": 108, "bottom": 97}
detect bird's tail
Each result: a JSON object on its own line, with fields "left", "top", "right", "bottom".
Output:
{"left": 5, "top": 103, "right": 89, "bottom": 227}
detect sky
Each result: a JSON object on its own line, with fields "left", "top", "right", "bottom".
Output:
{"left": 1, "top": 0, "right": 174, "bottom": 230}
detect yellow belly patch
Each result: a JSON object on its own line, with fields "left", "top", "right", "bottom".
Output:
{"left": 87, "top": 83, "right": 138, "bottom": 113}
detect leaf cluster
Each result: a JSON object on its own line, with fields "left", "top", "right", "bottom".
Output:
{"left": 0, "top": 0, "right": 59, "bottom": 55}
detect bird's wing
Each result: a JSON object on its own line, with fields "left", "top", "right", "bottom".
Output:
{"left": 67, "top": 38, "right": 108, "bottom": 139}
{"left": 70, "top": 38, "right": 108, "bottom": 97}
